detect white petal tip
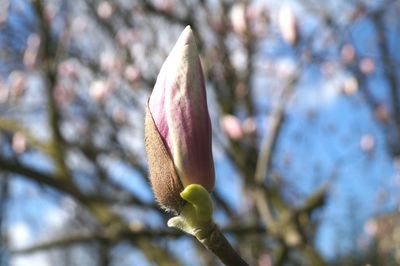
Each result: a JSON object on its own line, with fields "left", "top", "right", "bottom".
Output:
{"left": 178, "top": 25, "right": 195, "bottom": 46}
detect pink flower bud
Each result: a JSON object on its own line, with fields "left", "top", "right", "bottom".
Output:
{"left": 278, "top": 5, "right": 298, "bottom": 46}
{"left": 230, "top": 3, "right": 248, "bottom": 35}
{"left": 220, "top": 115, "right": 244, "bottom": 140}
{"left": 145, "top": 26, "right": 215, "bottom": 213}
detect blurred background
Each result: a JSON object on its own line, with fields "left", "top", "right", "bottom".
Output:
{"left": 1, "top": 0, "right": 400, "bottom": 265}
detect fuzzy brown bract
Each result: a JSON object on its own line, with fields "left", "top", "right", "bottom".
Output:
{"left": 144, "top": 105, "right": 185, "bottom": 213}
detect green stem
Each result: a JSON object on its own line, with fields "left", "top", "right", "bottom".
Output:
{"left": 194, "top": 221, "right": 249, "bottom": 266}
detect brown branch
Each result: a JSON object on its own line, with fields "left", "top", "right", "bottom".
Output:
{"left": 0, "top": 155, "right": 155, "bottom": 209}
{"left": 251, "top": 67, "right": 326, "bottom": 265}
{"left": 9, "top": 229, "right": 174, "bottom": 256}
{"left": 212, "top": 191, "right": 238, "bottom": 220}
{"left": 0, "top": 118, "right": 51, "bottom": 153}
{"left": 138, "top": 0, "right": 193, "bottom": 26}
{"left": 32, "top": 0, "right": 69, "bottom": 179}
{"left": 253, "top": 70, "right": 301, "bottom": 229}
{"left": 300, "top": 244, "right": 326, "bottom": 266}
{"left": 0, "top": 173, "right": 9, "bottom": 259}
{"left": 242, "top": 4, "right": 256, "bottom": 118}
{"left": 0, "top": 155, "right": 79, "bottom": 197}
{"left": 0, "top": 153, "right": 184, "bottom": 265}
{"left": 205, "top": 3, "right": 237, "bottom": 115}
{"left": 372, "top": 11, "right": 400, "bottom": 133}
{"left": 254, "top": 71, "right": 300, "bottom": 185}
{"left": 10, "top": 224, "right": 265, "bottom": 255}
{"left": 296, "top": 183, "right": 329, "bottom": 215}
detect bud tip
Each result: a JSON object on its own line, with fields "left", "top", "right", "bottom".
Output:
{"left": 178, "top": 25, "right": 195, "bottom": 46}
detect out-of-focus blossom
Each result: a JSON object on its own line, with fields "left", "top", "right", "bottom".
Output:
{"left": 360, "top": 134, "right": 375, "bottom": 153}
{"left": 247, "top": 3, "right": 270, "bottom": 37}
{"left": 97, "top": 1, "right": 113, "bottom": 20}
{"left": 0, "top": 0, "right": 9, "bottom": 25}
{"left": 44, "top": 4, "right": 57, "bottom": 21}
{"left": 100, "top": 51, "right": 121, "bottom": 73}
{"left": 154, "top": 0, "right": 173, "bottom": 13}
{"left": 145, "top": 26, "right": 215, "bottom": 212}
{"left": 342, "top": 76, "right": 358, "bottom": 95}
{"left": 321, "top": 62, "right": 336, "bottom": 77}
{"left": 58, "top": 59, "right": 78, "bottom": 80}
{"left": 210, "top": 18, "right": 225, "bottom": 34}
{"left": 364, "top": 219, "right": 377, "bottom": 236}
{"left": 129, "top": 220, "right": 144, "bottom": 232}
{"left": 124, "top": 65, "right": 141, "bottom": 83}
{"left": 278, "top": 5, "right": 298, "bottom": 45}
{"left": 246, "top": 2, "right": 265, "bottom": 21}
{"left": 230, "top": 3, "right": 248, "bottom": 35}
{"left": 8, "top": 71, "right": 26, "bottom": 98}
{"left": 116, "top": 29, "right": 140, "bottom": 47}
{"left": 276, "top": 58, "right": 296, "bottom": 78}
{"left": 341, "top": 44, "right": 355, "bottom": 64}
{"left": 360, "top": 58, "right": 375, "bottom": 75}
{"left": 242, "top": 117, "right": 257, "bottom": 135}
{"left": 71, "top": 16, "right": 88, "bottom": 33}
{"left": 54, "top": 84, "right": 75, "bottom": 107}
{"left": 23, "top": 34, "right": 41, "bottom": 69}
{"left": 258, "top": 253, "right": 273, "bottom": 266}
{"left": 0, "top": 13, "right": 6, "bottom": 26}
{"left": 12, "top": 132, "right": 27, "bottom": 154}
{"left": 231, "top": 49, "right": 248, "bottom": 74}
{"left": 0, "top": 80, "right": 8, "bottom": 103}
{"left": 235, "top": 82, "right": 248, "bottom": 99}
{"left": 112, "top": 107, "right": 126, "bottom": 124}
{"left": 9, "top": 223, "right": 31, "bottom": 248}
{"left": 90, "top": 80, "right": 110, "bottom": 103}
{"left": 283, "top": 153, "right": 292, "bottom": 167}
{"left": 221, "top": 115, "right": 244, "bottom": 140}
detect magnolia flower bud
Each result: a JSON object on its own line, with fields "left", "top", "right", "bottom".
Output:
{"left": 145, "top": 26, "right": 215, "bottom": 213}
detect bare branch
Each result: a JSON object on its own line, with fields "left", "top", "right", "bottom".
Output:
{"left": 10, "top": 224, "right": 265, "bottom": 255}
